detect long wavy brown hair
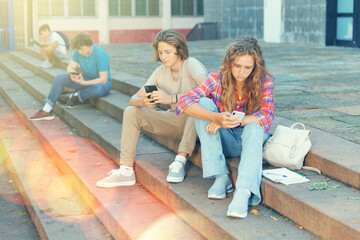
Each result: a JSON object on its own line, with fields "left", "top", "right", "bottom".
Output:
{"left": 220, "top": 36, "right": 270, "bottom": 114}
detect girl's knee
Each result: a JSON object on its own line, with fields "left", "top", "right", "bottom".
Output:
{"left": 198, "top": 98, "right": 217, "bottom": 111}
{"left": 243, "top": 122, "right": 264, "bottom": 136}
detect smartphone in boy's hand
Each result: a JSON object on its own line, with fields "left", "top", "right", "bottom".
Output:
{"left": 144, "top": 85, "right": 158, "bottom": 102}
{"left": 231, "top": 111, "right": 245, "bottom": 121}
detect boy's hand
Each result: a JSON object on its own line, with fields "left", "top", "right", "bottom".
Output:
{"left": 143, "top": 93, "right": 157, "bottom": 108}
{"left": 151, "top": 88, "right": 171, "bottom": 105}
{"left": 70, "top": 73, "right": 86, "bottom": 85}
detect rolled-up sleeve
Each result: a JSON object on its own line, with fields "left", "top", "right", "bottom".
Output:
{"left": 175, "top": 73, "right": 218, "bottom": 116}
{"left": 253, "top": 75, "right": 275, "bottom": 132}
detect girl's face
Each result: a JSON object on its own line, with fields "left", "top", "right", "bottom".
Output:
{"left": 157, "top": 41, "right": 181, "bottom": 68}
{"left": 231, "top": 54, "right": 255, "bottom": 84}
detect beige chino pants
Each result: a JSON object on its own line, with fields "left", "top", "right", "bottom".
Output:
{"left": 120, "top": 106, "right": 197, "bottom": 167}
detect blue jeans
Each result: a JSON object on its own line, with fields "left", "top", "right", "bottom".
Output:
{"left": 194, "top": 98, "right": 270, "bottom": 205}
{"left": 45, "top": 73, "right": 112, "bottom": 107}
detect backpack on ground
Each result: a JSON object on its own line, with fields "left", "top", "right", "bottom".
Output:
{"left": 56, "top": 31, "right": 70, "bottom": 49}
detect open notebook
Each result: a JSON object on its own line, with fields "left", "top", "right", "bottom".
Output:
{"left": 262, "top": 168, "right": 310, "bottom": 185}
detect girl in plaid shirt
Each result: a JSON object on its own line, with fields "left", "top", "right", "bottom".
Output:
{"left": 176, "top": 36, "right": 274, "bottom": 218}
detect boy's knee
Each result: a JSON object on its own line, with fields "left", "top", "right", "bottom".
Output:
{"left": 93, "top": 84, "right": 110, "bottom": 97}
{"left": 124, "top": 106, "right": 142, "bottom": 119}
{"left": 53, "top": 73, "right": 69, "bottom": 84}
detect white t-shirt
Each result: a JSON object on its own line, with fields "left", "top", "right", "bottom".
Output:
{"left": 48, "top": 32, "right": 67, "bottom": 55}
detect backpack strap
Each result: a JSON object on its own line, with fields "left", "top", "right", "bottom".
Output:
{"left": 303, "top": 166, "right": 321, "bottom": 174}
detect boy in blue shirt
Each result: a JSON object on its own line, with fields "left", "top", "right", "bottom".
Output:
{"left": 29, "top": 32, "right": 112, "bottom": 121}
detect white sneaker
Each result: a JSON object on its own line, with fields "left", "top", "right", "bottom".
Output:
{"left": 96, "top": 167, "right": 136, "bottom": 187}
{"left": 166, "top": 160, "right": 186, "bottom": 183}
{"left": 39, "top": 61, "right": 53, "bottom": 68}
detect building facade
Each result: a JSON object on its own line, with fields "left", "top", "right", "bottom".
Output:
{"left": 204, "top": 0, "right": 360, "bottom": 48}
{"left": 5, "top": 0, "right": 204, "bottom": 51}
{"left": 2, "top": 0, "right": 359, "bottom": 53}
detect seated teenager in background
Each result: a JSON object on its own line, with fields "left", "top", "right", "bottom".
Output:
{"left": 175, "top": 36, "right": 274, "bottom": 218}
{"left": 36, "top": 24, "right": 67, "bottom": 69}
{"left": 96, "top": 29, "right": 208, "bottom": 187}
{"left": 28, "top": 32, "right": 112, "bottom": 120}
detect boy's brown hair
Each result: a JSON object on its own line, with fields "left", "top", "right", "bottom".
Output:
{"left": 70, "top": 32, "right": 93, "bottom": 49}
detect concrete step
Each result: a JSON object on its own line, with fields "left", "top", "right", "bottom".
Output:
{"left": 0, "top": 97, "right": 113, "bottom": 240}
{"left": 0, "top": 69, "right": 204, "bottom": 240}
{"left": 9, "top": 50, "right": 360, "bottom": 190}
{"left": 0, "top": 58, "right": 321, "bottom": 239}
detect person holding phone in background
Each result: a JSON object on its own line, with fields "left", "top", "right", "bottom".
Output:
{"left": 28, "top": 32, "right": 112, "bottom": 121}
{"left": 96, "top": 29, "right": 208, "bottom": 187}
{"left": 175, "top": 36, "right": 274, "bottom": 218}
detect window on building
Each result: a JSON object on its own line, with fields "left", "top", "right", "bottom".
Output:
{"left": 38, "top": 0, "right": 96, "bottom": 17}
{"left": 171, "top": 0, "right": 203, "bottom": 16}
{"left": 51, "top": 0, "right": 64, "bottom": 16}
{"left": 109, "top": 0, "right": 159, "bottom": 16}
{"left": 120, "top": 0, "right": 132, "bottom": 16}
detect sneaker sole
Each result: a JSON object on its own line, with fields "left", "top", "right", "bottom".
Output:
{"left": 28, "top": 116, "right": 55, "bottom": 121}
{"left": 166, "top": 175, "right": 186, "bottom": 183}
{"left": 96, "top": 180, "right": 136, "bottom": 188}
{"left": 208, "top": 185, "right": 234, "bottom": 199}
{"left": 226, "top": 210, "right": 247, "bottom": 218}
{"left": 66, "top": 105, "right": 76, "bottom": 109}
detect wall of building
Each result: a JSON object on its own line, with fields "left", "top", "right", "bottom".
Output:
{"left": 13, "top": 0, "right": 26, "bottom": 50}
{"left": 36, "top": 16, "right": 202, "bottom": 44}
{"left": 282, "top": 0, "right": 327, "bottom": 45}
{"left": 204, "top": 0, "right": 327, "bottom": 46}
{"left": 204, "top": 0, "right": 264, "bottom": 40}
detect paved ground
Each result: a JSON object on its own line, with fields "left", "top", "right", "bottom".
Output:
{"left": 98, "top": 39, "right": 360, "bottom": 144}
{"left": 0, "top": 157, "right": 40, "bottom": 240}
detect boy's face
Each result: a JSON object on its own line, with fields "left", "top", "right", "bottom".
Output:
{"left": 77, "top": 45, "right": 92, "bottom": 56}
{"left": 39, "top": 29, "right": 51, "bottom": 39}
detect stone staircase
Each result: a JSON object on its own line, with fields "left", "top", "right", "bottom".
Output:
{"left": 0, "top": 47, "right": 359, "bottom": 240}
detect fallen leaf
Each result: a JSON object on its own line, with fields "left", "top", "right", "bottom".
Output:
{"left": 8, "top": 180, "right": 13, "bottom": 183}
{"left": 105, "top": 234, "right": 111, "bottom": 237}
{"left": 96, "top": 162, "right": 102, "bottom": 165}
{"left": 270, "top": 216, "right": 278, "bottom": 221}
{"left": 250, "top": 209, "right": 261, "bottom": 216}
{"left": 296, "top": 225, "right": 303, "bottom": 229}
{"left": 68, "top": 149, "right": 77, "bottom": 153}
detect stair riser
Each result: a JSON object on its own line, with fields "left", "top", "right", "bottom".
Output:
{"left": 262, "top": 182, "right": 360, "bottom": 240}
{"left": 305, "top": 155, "right": 360, "bottom": 189}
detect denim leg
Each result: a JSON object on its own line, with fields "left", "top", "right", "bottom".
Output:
{"left": 45, "top": 73, "right": 87, "bottom": 106}
{"left": 194, "top": 98, "right": 239, "bottom": 178}
{"left": 77, "top": 82, "right": 111, "bottom": 102}
{"left": 235, "top": 122, "right": 270, "bottom": 205}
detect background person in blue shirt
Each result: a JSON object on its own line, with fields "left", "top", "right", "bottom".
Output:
{"left": 29, "top": 32, "right": 112, "bottom": 121}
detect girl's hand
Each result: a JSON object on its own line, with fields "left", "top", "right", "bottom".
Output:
{"left": 206, "top": 122, "right": 222, "bottom": 135}
{"left": 143, "top": 92, "right": 157, "bottom": 108}
{"left": 151, "top": 88, "right": 171, "bottom": 105}
{"left": 215, "top": 112, "right": 242, "bottom": 129}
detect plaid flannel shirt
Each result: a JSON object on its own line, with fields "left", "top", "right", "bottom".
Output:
{"left": 175, "top": 72, "right": 275, "bottom": 133}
